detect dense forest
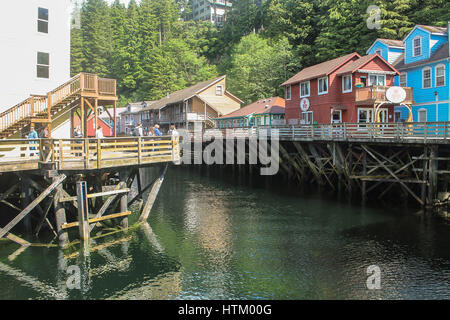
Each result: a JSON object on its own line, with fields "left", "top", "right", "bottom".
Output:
{"left": 71, "top": 0, "right": 450, "bottom": 106}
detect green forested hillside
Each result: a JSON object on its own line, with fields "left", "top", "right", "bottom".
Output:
{"left": 72, "top": 0, "right": 450, "bottom": 106}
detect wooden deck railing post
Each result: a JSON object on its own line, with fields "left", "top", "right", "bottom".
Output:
{"left": 80, "top": 73, "right": 85, "bottom": 92}
{"left": 30, "top": 96, "right": 35, "bottom": 117}
{"left": 138, "top": 137, "right": 142, "bottom": 164}
{"left": 97, "top": 139, "right": 101, "bottom": 169}
{"left": 47, "top": 93, "right": 52, "bottom": 121}
{"left": 58, "top": 139, "right": 63, "bottom": 170}
{"left": 85, "top": 139, "right": 90, "bottom": 169}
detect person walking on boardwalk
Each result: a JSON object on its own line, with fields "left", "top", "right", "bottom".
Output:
{"left": 136, "top": 123, "right": 144, "bottom": 137}
{"left": 26, "top": 124, "right": 39, "bottom": 157}
{"left": 153, "top": 124, "right": 162, "bottom": 136}
{"left": 168, "top": 124, "right": 179, "bottom": 138}
{"left": 96, "top": 126, "right": 104, "bottom": 139}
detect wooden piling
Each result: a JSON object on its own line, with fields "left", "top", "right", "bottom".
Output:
{"left": 54, "top": 184, "right": 69, "bottom": 247}
{"left": 76, "top": 181, "right": 90, "bottom": 242}
{"left": 139, "top": 164, "right": 168, "bottom": 222}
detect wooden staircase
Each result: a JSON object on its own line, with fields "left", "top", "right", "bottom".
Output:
{"left": 0, "top": 73, "right": 116, "bottom": 139}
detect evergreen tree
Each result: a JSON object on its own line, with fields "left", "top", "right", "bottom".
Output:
{"left": 80, "top": 0, "right": 112, "bottom": 77}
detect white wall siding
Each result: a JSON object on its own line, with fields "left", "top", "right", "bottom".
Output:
{"left": 0, "top": 0, "right": 71, "bottom": 112}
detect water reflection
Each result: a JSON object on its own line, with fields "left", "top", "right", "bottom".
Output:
{"left": 0, "top": 166, "right": 449, "bottom": 300}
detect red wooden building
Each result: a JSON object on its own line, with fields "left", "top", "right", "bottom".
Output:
{"left": 72, "top": 115, "right": 113, "bottom": 137}
{"left": 282, "top": 52, "right": 412, "bottom": 125}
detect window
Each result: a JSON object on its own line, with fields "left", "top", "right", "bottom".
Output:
{"left": 318, "top": 77, "right": 328, "bottom": 95}
{"left": 394, "top": 111, "right": 402, "bottom": 122}
{"left": 331, "top": 110, "right": 342, "bottom": 123}
{"left": 418, "top": 109, "right": 427, "bottom": 122}
{"left": 422, "top": 67, "right": 432, "bottom": 88}
{"left": 413, "top": 37, "right": 422, "bottom": 57}
{"left": 399, "top": 73, "right": 407, "bottom": 87}
{"left": 300, "top": 81, "right": 310, "bottom": 98}
{"left": 38, "top": 7, "right": 49, "bottom": 33}
{"left": 375, "top": 49, "right": 382, "bottom": 56}
{"left": 37, "top": 52, "right": 49, "bottom": 78}
{"left": 216, "top": 85, "right": 223, "bottom": 96}
{"left": 301, "top": 111, "right": 313, "bottom": 125}
{"left": 358, "top": 108, "right": 374, "bottom": 123}
{"left": 436, "top": 64, "right": 446, "bottom": 87}
{"left": 368, "top": 74, "right": 385, "bottom": 86}
{"left": 342, "top": 75, "right": 352, "bottom": 93}
{"left": 285, "top": 85, "right": 291, "bottom": 100}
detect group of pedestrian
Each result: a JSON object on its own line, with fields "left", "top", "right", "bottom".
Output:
{"left": 132, "top": 123, "right": 165, "bottom": 137}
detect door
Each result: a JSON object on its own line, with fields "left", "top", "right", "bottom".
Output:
{"left": 331, "top": 110, "right": 342, "bottom": 123}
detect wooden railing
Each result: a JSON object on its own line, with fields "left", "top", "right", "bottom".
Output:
{"left": 0, "top": 73, "right": 116, "bottom": 135}
{"left": 355, "top": 86, "right": 413, "bottom": 104}
{"left": 201, "top": 122, "right": 450, "bottom": 143}
{"left": 0, "top": 136, "right": 180, "bottom": 172}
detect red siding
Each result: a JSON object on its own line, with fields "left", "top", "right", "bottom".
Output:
{"left": 285, "top": 56, "right": 398, "bottom": 124}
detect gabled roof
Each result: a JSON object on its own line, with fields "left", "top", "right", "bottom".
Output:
{"left": 403, "top": 25, "right": 448, "bottom": 42}
{"left": 337, "top": 53, "right": 400, "bottom": 76}
{"left": 282, "top": 52, "right": 361, "bottom": 86}
{"left": 141, "top": 76, "right": 227, "bottom": 112}
{"left": 396, "top": 42, "right": 449, "bottom": 71}
{"left": 416, "top": 25, "right": 447, "bottom": 35}
{"left": 218, "top": 97, "right": 285, "bottom": 119}
{"left": 366, "top": 38, "right": 405, "bottom": 54}
{"left": 378, "top": 38, "right": 405, "bottom": 48}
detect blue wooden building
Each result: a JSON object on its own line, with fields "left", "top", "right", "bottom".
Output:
{"left": 368, "top": 24, "right": 449, "bottom": 122}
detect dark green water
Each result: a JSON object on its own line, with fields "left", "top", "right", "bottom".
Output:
{"left": 0, "top": 166, "right": 449, "bottom": 300}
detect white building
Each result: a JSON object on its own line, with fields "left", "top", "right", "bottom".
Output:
{"left": 189, "top": 0, "right": 232, "bottom": 26}
{"left": 0, "top": 0, "right": 71, "bottom": 113}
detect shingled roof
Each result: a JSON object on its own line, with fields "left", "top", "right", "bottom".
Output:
{"left": 281, "top": 52, "right": 361, "bottom": 86}
{"left": 218, "top": 97, "right": 285, "bottom": 119}
{"left": 377, "top": 38, "right": 405, "bottom": 47}
{"left": 395, "top": 42, "right": 449, "bottom": 71}
{"left": 337, "top": 53, "right": 399, "bottom": 76}
{"left": 141, "top": 76, "right": 226, "bottom": 112}
{"left": 416, "top": 25, "right": 447, "bottom": 34}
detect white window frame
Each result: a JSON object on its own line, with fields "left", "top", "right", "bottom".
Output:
{"left": 399, "top": 72, "right": 407, "bottom": 87}
{"left": 331, "top": 110, "right": 342, "bottom": 123}
{"left": 215, "top": 85, "right": 223, "bottom": 96}
{"left": 357, "top": 108, "right": 374, "bottom": 123}
{"left": 285, "top": 85, "right": 291, "bottom": 100}
{"left": 435, "top": 64, "right": 446, "bottom": 87}
{"left": 422, "top": 67, "right": 432, "bottom": 89}
{"left": 36, "top": 51, "right": 50, "bottom": 79}
{"left": 38, "top": 7, "right": 49, "bottom": 34}
{"left": 413, "top": 36, "right": 422, "bottom": 57}
{"left": 300, "top": 81, "right": 310, "bottom": 98}
{"left": 318, "top": 77, "right": 328, "bottom": 95}
{"left": 418, "top": 108, "right": 427, "bottom": 122}
{"left": 342, "top": 75, "right": 352, "bottom": 93}
{"left": 301, "top": 111, "right": 313, "bottom": 125}
{"left": 368, "top": 74, "right": 386, "bottom": 87}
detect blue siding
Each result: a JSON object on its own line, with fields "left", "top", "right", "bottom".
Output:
{"left": 367, "top": 41, "right": 389, "bottom": 61}
{"left": 413, "top": 104, "right": 437, "bottom": 122}
{"left": 405, "top": 28, "right": 431, "bottom": 64}
{"left": 430, "top": 34, "right": 447, "bottom": 55}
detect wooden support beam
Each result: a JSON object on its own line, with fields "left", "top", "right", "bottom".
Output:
{"left": 361, "top": 145, "right": 424, "bottom": 206}
{"left": 0, "top": 174, "right": 66, "bottom": 239}
{"left": 89, "top": 182, "right": 126, "bottom": 232}
{"left": 59, "top": 188, "right": 131, "bottom": 202}
{"left": 139, "top": 164, "right": 168, "bottom": 222}
{"left": 62, "top": 211, "right": 131, "bottom": 230}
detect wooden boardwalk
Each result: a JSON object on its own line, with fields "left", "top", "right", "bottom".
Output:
{"left": 202, "top": 121, "right": 450, "bottom": 145}
{"left": 0, "top": 136, "right": 180, "bottom": 173}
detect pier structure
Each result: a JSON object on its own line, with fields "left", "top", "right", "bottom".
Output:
{"left": 186, "top": 121, "right": 450, "bottom": 208}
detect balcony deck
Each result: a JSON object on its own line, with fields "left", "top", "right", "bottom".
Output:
{"left": 355, "top": 86, "right": 414, "bottom": 105}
